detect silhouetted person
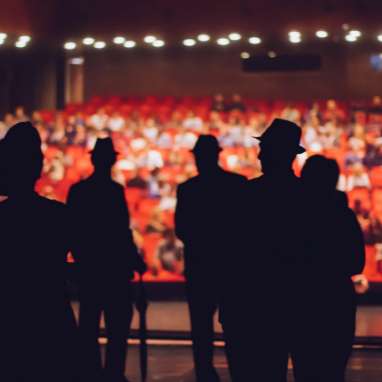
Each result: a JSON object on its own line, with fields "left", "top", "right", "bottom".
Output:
{"left": 175, "top": 135, "right": 246, "bottom": 382}
{"left": 225, "top": 119, "right": 315, "bottom": 381}
{"left": 67, "top": 138, "right": 146, "bottom": 382}
{"left": 301, "top": 155, "right": 365, "bottom": 382}
{"left": 0, "top": 122, "right": 77, "bottom": 381}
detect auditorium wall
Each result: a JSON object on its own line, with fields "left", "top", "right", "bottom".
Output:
{"left": 84, "top": 45, "right": 381, "bottom": 101}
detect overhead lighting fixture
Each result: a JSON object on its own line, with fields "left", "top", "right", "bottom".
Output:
{"left": 94, "top": 41, "right": 106, "bottom": 49}
{"left": 217, "top": 37, "right": 230, "bottom": 46}
{"left": 268, "top": 51, "right": 277, "bottom": 58}
{"left": 113, "top": 36, "right": 125, "bottom": 44}
{"left": 349, "top": 30, "right": 361, "bottom": 38}
{"left": 197, "top": 33, "right": 210, "bottom": 42}
{"left": 144, "top": 35, "right": 156, "bottom": 43}
{"left": 183, "top": 38, "right": 196, "bottom": 47}
{"left": 240, "top": 51, "right": 250, "bottom": 59}
{"left": 345, "top": 34, "right": 357, "bottom": 42}
{"left": 0, "top": 33, "right": 7, "bottom": 40}
{"left": 83, "top": 37, "right": 95, "bottom": 45}
{"left": 316, "top": 30, "right": 329, "bottom": 39}
{"left": 248, "top": 36, "right": 262, "bottom": 45}
{"left": 152, "top": 39, "right": 165, "bottom": 47}
{"left": 229, "top": 32, "right": 242, "bottom": 41}
{"left": 377, "top": 34, "right": 382, "bottom": 42}
{"left": 64, "top": 41, "right": 77, "bottom": 50}
{"left": 15, "top": 41, "right": 27, "bottom": 48}
{"left": 19, "top": 35, "right": 31, "bottom": 43}
{"left": 289, "top": 31, "right": 302, "bottom": 43}
{"left": 124, "top": 40, "right": 136, "bottom": 48}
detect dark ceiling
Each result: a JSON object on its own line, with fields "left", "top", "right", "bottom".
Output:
{"left": 0, "top": 0, "right": 381, "bottom": 41}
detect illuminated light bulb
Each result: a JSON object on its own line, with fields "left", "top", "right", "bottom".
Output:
{"left": 144, "top": 35, "right": 156, "bottom": 43}
{"left": 229, "top": 32, "right": 242, "bottom": 41}
{"left": 197, "top": 33, "right": 210, "bottom": 42}
{"left": 316, "top": 30, "right": 329, "bottom": 39}
{"left": 64, "top": 41, "right": 77, "bottom": 50}
{"left": 113, "top": 36, "right": 125, "bottom": 44}
{"left": 248, "top": 36, "right": 262, "bottom": 45}
{"left": 349, "top": 30, "right": 361, "bottom": 37}
{"left": 94, "top": 41, "right": 106, "bottom": 49}
{"left": 268, "top": 51, "right": 277, "bottom": 58}
{"left": 241, "top": 51, "right": 250, "bottom": 59}
{"left": 377, "top": 34, "right": 382, "bottom": 42}
{"left": 15, "top": 41, "right": 27, "bottom": 48}
{"left": 0, "top": 33, "right": 7, "bottom": 40}
{"left": 19, "top": 35, "right": 31, "bottom": 42}
{"left": 152, "top": 39, "right": 165, "bottom": 47}
{"left": 345, "top": 34, "right": 357, "bottom": 42}
{"left": 183, "top": 38, "right": 196, "bottom": 47}
{"left": 217, "top": 37, "right": 230, "bottom": 46}
{"left": 83, "top": 37, "right": 95, "bottom": 45}
{"left": 289, "top": 31, "right": 302, "bottom": 43}
{"left": 124, "top": 40, "right": 136, "bottom": 48}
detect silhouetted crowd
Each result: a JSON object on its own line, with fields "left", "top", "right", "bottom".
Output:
{"left": 0, "top": 117, "right": 366, "bottom": 382}
{"left": 0, "top": 95, "right": 381, "bottom": 282}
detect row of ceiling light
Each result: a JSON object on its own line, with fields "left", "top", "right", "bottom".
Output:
{"left": 0, "top": 33, "right": 32, "bottom": 48}
{"left": 63, "top": 30, "right": 382, "bottom": 50}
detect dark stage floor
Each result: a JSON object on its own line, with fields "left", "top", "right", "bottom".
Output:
{"left": 114, "top": 345, "right": 382, "bottom": 381}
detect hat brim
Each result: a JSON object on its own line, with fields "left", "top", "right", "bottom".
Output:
{"left": 253, "top": 136, "right": 306, "bottom": 154}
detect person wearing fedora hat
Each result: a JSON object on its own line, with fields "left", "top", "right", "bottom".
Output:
{"left": 175, "top": 134, "right": 247, "bottom": 382}
{"left": 224, "top": 119, "right": 314, "bottom": 381}
{"left": 0, "top": 122, "right": 78, "bottom": 381}
{"left": 67, "top": 137, "right": 146, "bottom": 382}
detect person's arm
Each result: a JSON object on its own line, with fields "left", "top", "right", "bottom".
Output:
{"left": 119, "top": 187, "right": 147, "bottom": 274}
{"left": 174, "top": 184, "right": 189, "bottom": 244}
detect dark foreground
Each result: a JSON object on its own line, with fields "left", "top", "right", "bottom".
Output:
{"left": 116, "top": 345, "right": 382, "bottom": 381}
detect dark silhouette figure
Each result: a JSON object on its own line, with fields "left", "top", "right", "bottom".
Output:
{"left": 0, "top": 122, "right": 77, "bottom": 382}
{"left": 300, "top": 155, "right": 365, "bottom": 382}
{"left": 67, "top": 138, "right": 146, "bottom": 382}
{"left": 175, "top": 135, "right": 246, "bottom": 382}
{"left": 223, "top": 119, "right": 316, "bottom": 381}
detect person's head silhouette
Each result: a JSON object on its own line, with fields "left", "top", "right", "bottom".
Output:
{"left": 191, "top": 135, "right": 222, "bottom": 175}
{"left": 0, "top": 121, "right": 43, "bottom": 196}
{"left": 301, "top": 155, "right": 340, "bottom": 192}
{"left": 90, "top": 137, "right": 118, "bottom": 175}
{"left": 255, "top": 118, "right": 305, "bottom": 175}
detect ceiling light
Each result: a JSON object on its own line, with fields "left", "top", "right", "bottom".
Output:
{"left": 19, "top": 35, "right": 31, "bottom": 43}
{"left": 268, "top": 51, "right": 277, "bottom": 58}
{"left": 248, "top": 36, "right": 261, "bottom": 45}
{"left": 349, "top": 30, "right": 361, "bottom": 37}
{"left": 377, "top": 34, "right": 382, "bottom": 42}
{"left": 152, "top": 39, "right": 165, "bottom": 47}
{"left": 217, "top": 37, "right": 230, "bottom": 46}
{"left": 15, "top": 41, "right": 27, "bottom": 48}
{"left": 345, "top": 34, "right": 357, "bottom": 42}
{"left": 229, "top": 32, "right": 242, "bottom": 41}
{"left": 64, "top": 41, "right": 77, "bottom": 50}
{"left": 83, "top": 37, "right": 95, "bottom": 45}
{"left": 124, "top": 40, "right": 136, "bottom": 48}
{"left": 316, "top": 30, "right": 329, "bottom": 39}
{"left": 144, "top": 35, "right": 156, "bottom": 43}
{"left": 183, "top": 38, "right": 196, "bottom": 47}
{"left": 197, "top": 33, "right": 210, "bottom": 42}
{"left": 240, "top": 51, "right": 250, "bottom": 59}
{"left": 289, "top": 31, "right": 302, "bottom": 43}
{"left": 94, "top": 41, "right": 106, "bottom": 49}
{"left": 0, "top": 33, "right": 7, "bottom": 40}
{"left": 113, "top": 36, "right": 125, "bottom": 44}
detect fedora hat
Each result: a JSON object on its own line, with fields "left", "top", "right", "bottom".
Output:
{"left": 191, "top": 134, "right": 222, "bottom": 154}
{"left": 254, "top": 118, "right": 305, "bottom": 154}
{"left": 90, "top": 137, "right": 118, "bottom": 157}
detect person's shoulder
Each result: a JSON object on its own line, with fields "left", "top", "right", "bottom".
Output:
{"left": 247, "top": 175, "right": 265, "bottom": 188}
{"left": 221, "top": 170, "right": 247, "bottom": 183}
{"left": 178, "top": 176, "right": 198, "bottom": 190}
{"left": 36, "top": 195, "right": 67, "bottom": 216}
{"left": 69, "top": 178, "right": 89, "bottom": 194}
